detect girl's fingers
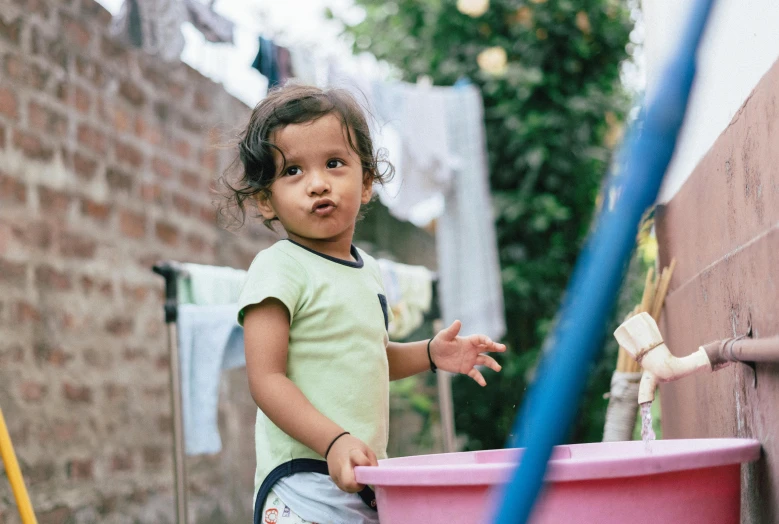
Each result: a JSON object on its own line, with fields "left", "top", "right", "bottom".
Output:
{"left": 339, "top": 463, "right": 360, "bottom": 492}
{"left": 443, "top": 320, "right": 462, "bottom": 340}
{"left": 476, "top": 354, "right": 502, "bottom": 372}
{"left": 351, "top": 449, "right": 373, "bottom": 468}
{"left": 475, "top": 335, "right": 492, "bottom": 346}
{"left": 468, "top": 367, "right": 487, "bottom": 387}
{"left": 366, "top": 447, "right": 379, "bottom": 467}
{"left": 480, "top": 339, "right": 505, "bottom": 349}
{"left": 472, "top": 335, "right": 506, "bottom": 353}
{"left": 343, "top": 450, "right": 372, "bottom": 492}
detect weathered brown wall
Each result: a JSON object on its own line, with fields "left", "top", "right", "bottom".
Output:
{"left": 656, "top": 57, "right": 779, "bottom": 523}
{"left": 0, "top": 0, "right": 277, "bottom": 521}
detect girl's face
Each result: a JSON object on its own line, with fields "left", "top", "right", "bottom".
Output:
{"left": 256, "top": 114, "right": 372, "bottom": 256}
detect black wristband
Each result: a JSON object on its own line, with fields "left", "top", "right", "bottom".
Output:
{"left": 324, "top": 431, "right": 350, "bottom": 459}
{"left": 427, "top": 338, "right": 437, "bottom": 373}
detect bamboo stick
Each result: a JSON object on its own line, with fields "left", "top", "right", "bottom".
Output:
{"left": 616, "top": 346, "right": 627, "bottom": 371}
{"left": 617, "top": 306, "right": 639, "bottom": 372}
{"left": 639, "top": 267, "right": 655, "bottom": 315}
{"left": 651, "top": 258, "right": 676, "bottom": 320}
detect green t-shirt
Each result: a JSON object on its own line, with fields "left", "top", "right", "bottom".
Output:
{"left": 237, "top": 239, "right": 392, "bottom": 496}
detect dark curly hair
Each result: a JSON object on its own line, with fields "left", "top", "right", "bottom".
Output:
{"left": 220, "top": 84, "right": 394, "bottom": 229}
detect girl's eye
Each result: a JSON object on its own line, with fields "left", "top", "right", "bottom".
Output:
{"left": 326, "top": 159, "right": 345, "bottom": 169}
{"left": 285, "top": 166, "right": 301, "bottom": 176}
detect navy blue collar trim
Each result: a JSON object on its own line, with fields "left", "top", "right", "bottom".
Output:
{"left": 286, "top": 239, "right": 364, "bottom": 268}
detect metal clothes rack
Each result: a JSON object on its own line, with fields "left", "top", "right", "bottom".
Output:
{"left": 151, "top": 260, "right": 456, "bottom": 524}
{"left": 152, "top": 261, "right": 189, "bottom": 524}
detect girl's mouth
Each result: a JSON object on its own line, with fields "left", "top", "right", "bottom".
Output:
{"left": 312, "top": 199, "right": 336, "bottom": 216}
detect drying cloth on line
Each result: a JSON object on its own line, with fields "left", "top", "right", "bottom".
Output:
{"left": 602, "top": 371, "right": 642, "bottom": 442}
{"left": 436, "top": 84, "right": 506, "bottom": 341}
{"left": 178, "top": 304, "right": 245, "bottom": 455}
{"left": 290, "top": 47, "right": 320, "bottom": 86}
{"left": 276, "top": 45, "right": 293, "bottom": 86}
{"left": 183, "top": 0, "right": 234, "bottom": 44}
{"left": 378, "top": 259, "right": 434, "bottom": 340}
{"left": 111, "top": 0, "right": 187, "bottom": 62}
{"left": 252, "top": 37, "right": 278, "bottom": 86}
{"left": 371, "top": 82, "right": 453, "bottom": 225}
{"left": 178, "top": 262, "right": 247, "bottom": 305}
{"left": 252, "top": 38, "right": 294, "bottom": 89}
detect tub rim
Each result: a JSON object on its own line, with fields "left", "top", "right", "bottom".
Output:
{"left": 355, "top": 438, "right": 761, "bottom": 486}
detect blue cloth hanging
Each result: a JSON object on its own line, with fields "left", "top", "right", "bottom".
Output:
{"left": 252, "top": 37, "right": 280, "bottom": 87}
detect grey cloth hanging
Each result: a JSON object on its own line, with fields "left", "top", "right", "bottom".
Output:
{"left": 183, "top": 0, "right": 234, "bottom": 44}
{"left": 437, "top": 84, "right": 506, "bottom": 341}
{"left": 111, "top": 0, "right": 187, "bottom": 62}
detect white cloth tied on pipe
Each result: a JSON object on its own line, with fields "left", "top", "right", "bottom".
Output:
{"left": 602, "top": 371, "right": 642, "bottom": 442}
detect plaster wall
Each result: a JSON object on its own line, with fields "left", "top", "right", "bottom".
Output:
{"left": 655, "top": 55, "right": 779, "bottom": 524}
{"left": 642, "top": 0, "right": 779, "bottom": 202}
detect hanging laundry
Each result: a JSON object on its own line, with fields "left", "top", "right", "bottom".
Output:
{"left": 251, "top": 37, "right": 278, "bottom": 86}
{"left": 378, "top": 259, "right": 435, "bottom": 339}
{"left": 251, "top": 38, "right": 294, "bottom": 89}
{"left": 436, "top": 83, "right": 505, "bottom": 341}
{"left": 371, "top": 82, "right": 453, "bottom": 225}
{"left": 183, "top": 0, "right": 234, "bottom": 44}
{"left": 178, "top": 304, "right": 245, "bottom": 455}
{"left": 290, "top": 47, "right": 320, "bottom": 86}
{"left": 110, "top": 0, "right": 187, "bottom": 62}
{"left": 177, "top": 262, "right": 247, "bottom": 305}
{"left": 276, "top": 45, "right": 294, "bottom": 86}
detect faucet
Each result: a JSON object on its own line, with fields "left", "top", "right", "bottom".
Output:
{"left": 614, "top": 312, "right": 713, "bottom": 405}
{"left": 613, "top": 312, "right": 779, "bottom": 405}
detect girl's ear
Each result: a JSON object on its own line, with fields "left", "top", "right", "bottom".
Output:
{"left": 255, "top": 193, "right": 276, "bottom": 220}
{"left": 361, "top": 172, "right": 373, "bottom": 204}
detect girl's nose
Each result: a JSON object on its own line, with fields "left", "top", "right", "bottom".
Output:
{"left": 306, "top": 171, "right": 330, "bottom": 195}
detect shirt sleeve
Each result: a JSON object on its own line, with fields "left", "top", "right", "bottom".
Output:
{"left": 237, "top": 248, "right": 307, "bottom": 326}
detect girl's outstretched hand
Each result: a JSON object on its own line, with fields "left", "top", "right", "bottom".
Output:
{"left": 430, "top": 320, "right": 506, "bottom": 386}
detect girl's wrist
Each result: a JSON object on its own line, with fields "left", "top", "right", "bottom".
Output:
{"left": 427, "top": 338, "right": 437, "bottom": 373}
{"left": 324, "top": 431, "right": 350, "bottom": 459}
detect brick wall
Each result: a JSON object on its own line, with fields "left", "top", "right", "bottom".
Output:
{"left": 0, "top": 0, "right": 276, "bottom": 521}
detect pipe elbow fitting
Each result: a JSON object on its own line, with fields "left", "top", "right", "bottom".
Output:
{"left": 615, "top": 312, "right": 713, "bottom": 396}
{"left": 638, "top": 371, "right": 658, "bottom": 405}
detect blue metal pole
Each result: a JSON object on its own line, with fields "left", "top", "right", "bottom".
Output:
{"left": 492, "top": 1, "right": 718, "bottom": 522}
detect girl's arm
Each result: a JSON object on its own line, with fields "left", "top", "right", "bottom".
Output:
{"left": 244, "top": 298, "right": 377, "bottom": 492}
{"left": 386, "top": 339, "right": 431, "bottom": 380}
{"left": 387, "top": 320, "right": 506, "bottom": 383}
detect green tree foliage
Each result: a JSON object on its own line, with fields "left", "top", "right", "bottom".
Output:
{"left": 341, "top": 0, "right": 634, "bottom": 449}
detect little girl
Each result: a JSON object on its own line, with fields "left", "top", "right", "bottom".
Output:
{"left": 225, "top": 84, "right": 505, "bottom": 524}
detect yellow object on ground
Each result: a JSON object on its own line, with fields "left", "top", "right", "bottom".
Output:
{"left": 0, "top": 406, "right": 38, "bottom": 524}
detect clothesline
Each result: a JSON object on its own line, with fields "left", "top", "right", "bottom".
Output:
{"left": 107, "top": 0, "right": 382, "bottom": 106}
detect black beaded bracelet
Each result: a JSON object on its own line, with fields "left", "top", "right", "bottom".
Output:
{"left": 427, "top": 338, "right": 437, "bottom": 373}
{"left": 324, "top": 431, "right": 350, "bottom": 459}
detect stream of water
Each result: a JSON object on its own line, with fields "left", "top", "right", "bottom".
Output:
{"left": 640, "top": 401, "right": 656, "bottom": 453}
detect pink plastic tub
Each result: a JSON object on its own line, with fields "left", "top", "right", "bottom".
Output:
{"left": 355, "top": 439, "right": 760, "bottom": 524}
